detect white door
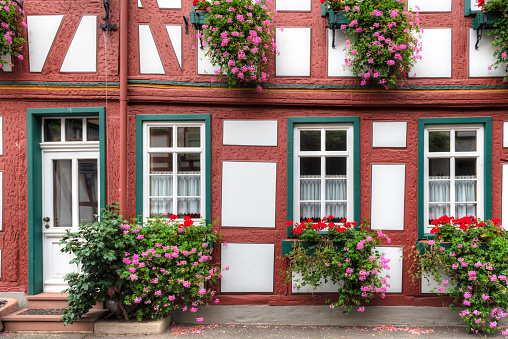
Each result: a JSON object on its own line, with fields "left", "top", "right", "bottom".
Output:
{"left": 42, "top": 150, "right": 100, "bottom": 292}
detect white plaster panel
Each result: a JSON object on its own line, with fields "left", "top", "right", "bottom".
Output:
{"left": 292, "top": 272, "right": 341, "bottom": 293}
{"left": 165, "top": 25, "right": 182, "bottom": 69}
{"left": 469, "top": 29, "right": 507, "bottom": 78}
{"left": 27, "top": 15, "right": 64, "bottom": 73}
{"left": 222, "top": 161, "right": 277, "bottom": 227}
{"left": 503, "top": 164, "right": 508, "bottom": 230}
{"left": 1, "top": 54, "right": 12, "bottom": 72}
{"left": 221, "top": 243, "right": 274, "bottom": 292}
{"left": 60, "top": 16, "right": 97, "bottom": 73}
{"left": 377, "top": 246, "right": 403, "bottom": 293}
{"left": 421, "top": 269, "right": 453, "bottom": 294}
{"left": 276, "top": 27, "right": 311, "bottom": 77}
{"left": 276, "top": 0, "right": 311, "bottom": 11}
{"left": 505, "top": 122, "right": 508, "bottom": 148}
{"left": 372, "top": 122, "right": 407, "bottom": 148}
{"left": 156, "top": 0, "right": 181, "bottom": 8}
{"left": 223, "top": 120, "right": 278, "bottom": 146}
{"left": 139, "top": 25, "right": 165, "bottom": 74}
{"left": 371, "top": 165, "right": 405, "bottom": 231}
{"left": 411, "top": 28, "right": 452, "bottom": 78}
{"left": 407, "top": 0, "right": 451, "bottom": 12}
{"left": 328, "top": 29, "right": 355, "bottom": 77}
{"left": 197, "top": 38, "right": 215, "bottom": 75}
{"left": 138, "top": 0, "right": 143, "bottom": 7}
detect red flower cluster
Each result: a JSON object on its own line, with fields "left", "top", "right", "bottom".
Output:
{"left": 320, "top": 0, "right": 345, "bottom": 3}
{"left": 478, "top": 0, "right": 485, "bottom": 8}
{"left": 179, "top": 215, "right": 194, "bottom": 228}
{"left": 289, "top": 216, "right": 339, "bottom": 235}
{"left": 430, "top": 215, "right": 502, "bottom": 235}
{"left": 192, "top": 0, "right": 207, "bottom": 7}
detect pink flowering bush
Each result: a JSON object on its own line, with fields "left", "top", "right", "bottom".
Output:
{"left": 60, "top": 203, "right": 222, "bottom": 325}
{"left": 481, "top": 0, "right": 508, "bottom": 82}
{"left": 0, "top": 0, "right": 26, "bottom": 67}
{"left": 340, "top": 0, "right": 423, "bottom": 88}
{"left": 200, "top": 0, "right": 277, "bottom": 91}
{"left": 415, "top": 216, "right": 508, "bottom": 334}
{"left": 121, "top": 214, "right": 222, "bottom": 321}
{"left": 285, "top": 219, "right": 391, "bottom": 315}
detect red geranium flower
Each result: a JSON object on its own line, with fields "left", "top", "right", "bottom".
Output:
{"left": 430, "top": 227, "right": 440, "bottom": 234}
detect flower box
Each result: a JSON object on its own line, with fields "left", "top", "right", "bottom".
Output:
{"left": 281, "top": 239, "right": 344, "bottom": 256}
{"left": 189, "top": 7, "right": 210, "bottom": 31}
{"left": 327, "top": 10, "right": 349, "bottom": 29}
{"left": 472, "top": 11, "right": 502, "bottom": 30}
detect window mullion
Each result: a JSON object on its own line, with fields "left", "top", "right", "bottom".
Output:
{"left": 321, "top": 155, "right": 326, "bottom": 219}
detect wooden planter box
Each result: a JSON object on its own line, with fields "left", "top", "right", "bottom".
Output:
{"left": 189, "top": 7, "right": 210, "bottom": 31}
{"left": 472, "top": 11, "right": 501, "bottom": 30}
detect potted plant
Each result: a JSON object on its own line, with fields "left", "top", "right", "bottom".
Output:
{"left": 197, "top": 0, "right": 277, "bottom": 91}
{"left": 0, "top": 0, "right": 27, "bottom": 68}
{"left": 476, "top": 0, "right": 508, "bottom": 81}
{"left": 412, "top": 216, "right": 508, "bottom": 335}
{"left": 336, "top": 0, "right": 423, "bottom": 89}
{"left": 284, "top": 217, "right": 392, "bottom": 315}
{"left": 60, "top": 204, "right": 223, "bottom": 327}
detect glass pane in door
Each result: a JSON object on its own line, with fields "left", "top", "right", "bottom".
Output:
{"left": 78, "top": 160, "right": 98, "bottom": 224}
{"left": 53, "top": 160, "right": 72, "bottom": 227}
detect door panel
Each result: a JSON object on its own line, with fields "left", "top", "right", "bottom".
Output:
{"left": 42, "top": 150, "right": 99, "bottom": 292}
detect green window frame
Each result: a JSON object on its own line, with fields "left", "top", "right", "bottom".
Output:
{"left": 418, "top": 117, "right": 492, "bottom": 239}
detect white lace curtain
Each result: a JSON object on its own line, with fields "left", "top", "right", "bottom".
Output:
{"left": 429, "top": 176, "right": 476, "bottom": 219}
{"left": 150, "top": 172, "right": 200, "bottom": 216}
{"left": 300, "top": 176, "right": 347, "bottom": 220}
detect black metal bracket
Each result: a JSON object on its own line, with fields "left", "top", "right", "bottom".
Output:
{"left": 475, "top": 12, "right": 487, "bottom": 50}
{"left": 100, "top": 0, "right": 117, "bottom": 31}
{"left": 183, "top": 16, "right": 189, "bottom": 34}
{"left": 13, "top": 0, "right": 23, "bottom": 16}
{"left": 331, "top": 12, "right": 337, "bottom": 48}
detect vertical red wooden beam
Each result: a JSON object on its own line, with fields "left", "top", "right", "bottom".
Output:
{"left": 119, "top": 0, "right": 128, "bottom": 214}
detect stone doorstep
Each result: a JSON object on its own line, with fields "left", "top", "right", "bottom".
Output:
{"left": 26, "top": 293, "right": 104, "bottom": 309}
{"left": 94, "top": 315, "right": 171, "bottom": 335}
{"left": 2, "top": 308, "right": 108, "bottom": 333}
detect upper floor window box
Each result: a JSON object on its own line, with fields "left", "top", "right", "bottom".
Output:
{"left": 472, "top": 11, "right": 501, "bottom": 30}
{"left": 189, "top": 5, "right": 210, "bottom": 31}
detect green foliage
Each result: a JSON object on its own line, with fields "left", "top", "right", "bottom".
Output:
{"left": 483, "top": 0, "right": 508, "bottom": 82}
{"left": 121, "top": 216, "right": 221, "bottom": 321}
{"left": 322, "top": 0, "right": 346, "bottom": 12}
{"left": 60, "top": 203, "right": 131, "bottom": 325}
{"left": 200, "top": 0, "right": 277, "bottom": 91}
{"left": 60, "top": 204, "right": 222, "bottom": 325}
{"left": 414, "top": 217, "right": 508, "bottom": 334}
{"left": 339, "top": 0, "right": 423, "bottom": 88}
{"left": 0, "top": 0, "right": 26, "bottom": 66}
{"left": 285, "top": 220, "right": 391, "bottom": 315}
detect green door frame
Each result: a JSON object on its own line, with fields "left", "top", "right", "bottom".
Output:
{"left": 27, "top": 107, "right": 106, "bottom": 295}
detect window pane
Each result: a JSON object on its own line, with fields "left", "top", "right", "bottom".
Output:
{"left": 53, "top": 160, "right": 72, "bottom": 227}
{"left": 300, "top": 157, "right": 320, "bottom": 176}
{"left": 78, "top": 160, "right": 98, "bottom": 224}
{"left": 65, "top": 119, "right": 83, "bottom": 141}
{"left": 455, "top": 158, "right": 476, "bottom": 177}
{"left": 300, "top": 179, "right": 320, "bottom": 200}
{"left": 177, "top": 153, "right": 200, "bottom": 172}
{"left": 455, "top": 204, "right": 476, "bottom": 218}
{"left": 326, "top": 157, "right": 346, "bottom": 176}
{"left": 178, "top": 176, "right": 200, "bottom": 196}
{"left": 177, "top": 198, "right": 201, "bottom": 217}
{"left": 300, "top": 131, "right": 320, "bottom": 151}
{"left": 429, "top": 131, "right": 450, "bottom": 152}
{"left": 44, "top": 119, "right": 61, "bottom": 142}
{"left": 178, "top": 127, "right": 200, "bottom": 147}
{"left": 429, "top": 158, "right": 450, "bottom": 177}
{"left": 326, "top": 202, "right": 346, "bottom": 221}
{"left": 300, "top": 202, "right": 320, "bottom": 221}
{"left": 455, "top": 131, "right": 476, "bottom": 152}
{"left": 429, "top": 204, "right": 450, "bottom": 223}
{"left": 326, "top": 179, "right": 346, "bottom": 200}
{"left": 456, "top": 180, "right": 476, "bottom": 202}
{"left": 150, "top": 176, "right": 173, "bottom": 196}
{"left": 150, "top": 198, "right": 173, "bottom": 217}
{"left": 326, "top": 130, "right": 346, "bottom": 151}
{"left": 87, "top": 119, "right": 100, "bottom": 141}
{"left": 150, "top": 153, "right": 172, "bottom": 173}
{"left": 150, "top": 127, "right": 172, "bottom": 148}
{"left": 429, "top": 181, "right": 450, "bottom": 202}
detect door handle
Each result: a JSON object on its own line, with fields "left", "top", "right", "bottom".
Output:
{"left": 43, "top": 217, "right": 50, "bottom": 222}
{"left": 45, "top": 224, "right": 50, "bottom": 229}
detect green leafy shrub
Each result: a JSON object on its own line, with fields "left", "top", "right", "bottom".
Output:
{"left": 481, "top": 0, "right": 508, "bottom": 82}
{"left": 0, "top": 0, "right": 26, "bottom": 67}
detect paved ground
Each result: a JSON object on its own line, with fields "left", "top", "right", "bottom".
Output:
{"left": 0, "top": 324, "right": 508, "bottom": 339}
